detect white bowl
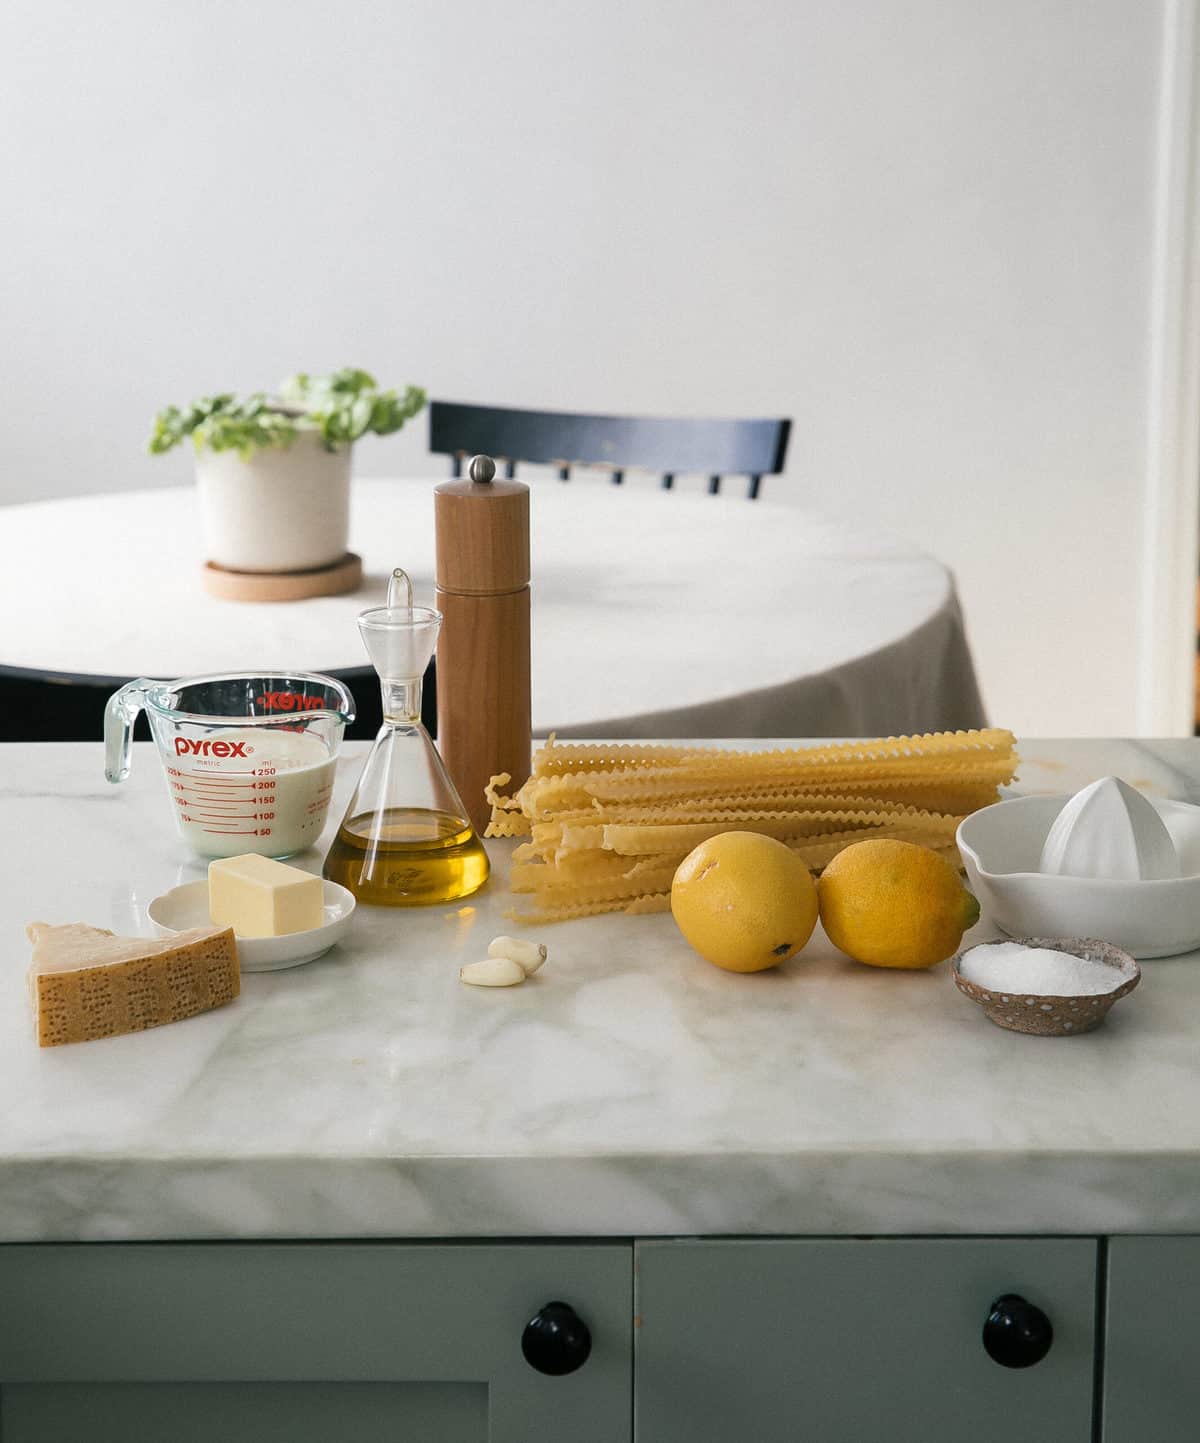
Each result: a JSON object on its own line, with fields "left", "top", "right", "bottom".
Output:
{"left": 957, "top": 795, "right": 1200, "bottom": 959}
{"left": 148, "top": 879, "right": 355, "bottom": 971}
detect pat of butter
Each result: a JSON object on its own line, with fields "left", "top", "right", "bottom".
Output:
{"left": 208, "top": 853, "right": 323, "bottom": 938}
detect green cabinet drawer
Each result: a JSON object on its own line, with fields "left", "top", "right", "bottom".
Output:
{"left": 636, "top": 1237, "right": 1097, "bottom": 1443}
{"left": 0, "top": 1242, "right": 632, "bottom": 1443}
{"left": 1104, "top": 1236, "right": 1200, "bottom": 1442}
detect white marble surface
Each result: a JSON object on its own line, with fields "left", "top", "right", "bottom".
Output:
{"left": 2, "top": 737, "right": 1199, "bottom": 1242}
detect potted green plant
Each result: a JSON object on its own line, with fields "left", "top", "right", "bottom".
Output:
{"left": 149, "top": 368, "right": 425, "bottom": 574}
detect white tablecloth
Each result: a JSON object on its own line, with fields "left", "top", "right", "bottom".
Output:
{"left": 0, "top": 481, "right": 985, "bottom": 737}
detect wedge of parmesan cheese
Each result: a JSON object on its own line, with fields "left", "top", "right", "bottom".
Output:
{"left": 26, "top": 922, "right": 240, "bottom": 1047}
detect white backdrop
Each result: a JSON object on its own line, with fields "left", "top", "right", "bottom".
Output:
{"left": 0, "top": 0, "right": 1169, "bottom": 736}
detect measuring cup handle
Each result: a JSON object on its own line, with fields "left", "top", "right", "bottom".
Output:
{"left": 104, "top": 679, "right": 154, "bottom": 783}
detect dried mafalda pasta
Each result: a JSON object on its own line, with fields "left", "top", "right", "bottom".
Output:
{"left": 488, "top": 730, "right": 1017, "bottom": 924}
{"left": 623, "top": 893, "right": 672, "bottom": 916}
{"left": 564, "top": 758, "right": 1013, "bottom": 805}
{"left": 511, "top": 852, "right": 628, "bottom": 890}
{"left": 484, "top": 772, "right": 522, "bottom": 811}
{"left": 600, "top": 808, "right": 959, "bottom": 858}
{"left": 784, "top": 826, "right": 963, "bottom": 872}
{"left": 525, "top": 866, "right": 681, "bottom": 909}
{"left": 530, "top": 742, "right": 697, "bottom": 778}
{"left": 529, "top": 730, "right": 1009, "bottom": 779}
{"left": 580, "top": 794, "right": 922, "bottom": 822}
{"left": 556, "top": 822, "right": 608, "bottom": 855}
{"left": 505, "top": 892, "right": 671, "bottom": 925}
{"left": 783, "top": 779, "right": 1004, "bottom": 813}
{"left": 624, "top": 851, "right": 687, "bottom": 879}
{"left": 529, "top": 729, "right": 1015, "bottom": 778}
{"left": 512, "top": 849, "right": 684, "bottom": 892}
{"left": 506, "top": 893, "right": 672, "bottom": 924}
{"left": 484, "top": 811, "right": 531, "bottom": 838}
{"left": 483, "top": 772, "right": 532, "bottom": 837}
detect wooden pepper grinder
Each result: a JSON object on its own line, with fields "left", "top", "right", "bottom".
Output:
{"left": 435, "top": 454, "right": 531, "bottom": 834}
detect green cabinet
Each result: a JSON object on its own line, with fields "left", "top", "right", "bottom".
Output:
{"left": 1104, "top": 1236, "right": 1200, "bottom": 1442}
{"left": 9, "top": 1232, "right": 1189, "bottom": 1439}
{"left": 0, "top": 1243, "right": 633, "bottom": 1443}
{"left": 635, "top": 1238, "right": 1098, "bottom": 1443}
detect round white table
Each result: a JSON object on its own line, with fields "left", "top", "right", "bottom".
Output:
{"left": 0, "top": 480, "right": 985, "bottom": 737}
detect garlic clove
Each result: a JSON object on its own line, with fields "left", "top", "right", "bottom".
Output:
{"left": 459, "top": 957, "right": 526, "bottom": 988}
{"left": 487, "top": 935, "right": 548, "bottom": 976}
{"left": 1039, "top": 777, "right": 1179, "bottom": 881}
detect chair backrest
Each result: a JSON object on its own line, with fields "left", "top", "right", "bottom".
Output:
{"left": 0, "top": 664, "right": 435, "bottom": 742}
{"left": 429, "top": 401, "right": 791, "bottom": 499}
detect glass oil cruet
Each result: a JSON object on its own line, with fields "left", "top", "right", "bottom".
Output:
{"left": 323, "top": 568, "right": 490, "bottom": 905}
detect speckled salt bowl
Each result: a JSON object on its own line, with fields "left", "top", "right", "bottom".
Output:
{"left": 952, "top": 936, "right": 1140, "bottom": 1036}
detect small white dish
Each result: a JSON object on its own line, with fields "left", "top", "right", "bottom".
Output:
{"left": 958, "top": 794, "right": 1200, "bottom": 959}
{"left": 148, "top": 879, "right": 355, "bottom": 971}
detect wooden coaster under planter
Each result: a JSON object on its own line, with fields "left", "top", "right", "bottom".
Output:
{"left": 201, "top": 552, "right": 363, "bottom": 603}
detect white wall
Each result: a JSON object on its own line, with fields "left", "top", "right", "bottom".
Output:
{"left": 0, "top": 0, "right": 1169, "bottom": 735}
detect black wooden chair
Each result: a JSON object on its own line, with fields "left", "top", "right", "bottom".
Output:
{"left": 429, "top": 401, "right": 791, "bottom": 499}
{"left": 0, "top": 663, "right": 435, "bottom": 743}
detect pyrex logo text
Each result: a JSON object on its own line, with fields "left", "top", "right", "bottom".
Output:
{"left": 174, "top": 738, "right": 249, "bottom": 758}
{"left": 256, "top": 692, "right": 324, "bottom": 712}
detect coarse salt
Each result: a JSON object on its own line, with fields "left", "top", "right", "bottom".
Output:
{"left": 959, "top": 942, "right": 1122, "bottom": 996}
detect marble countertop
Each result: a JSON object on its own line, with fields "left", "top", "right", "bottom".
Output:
{"left": 2, "top": 738, "right": 1199, "bottom": 1243}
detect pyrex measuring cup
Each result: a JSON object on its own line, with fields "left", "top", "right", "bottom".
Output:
{"left": 105, "top": 672, "right": 355, "bottom": 858}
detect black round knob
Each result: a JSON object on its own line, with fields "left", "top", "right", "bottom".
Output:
{"left": 982, "top": 1293, "right": 1053, "bottom": 1368}
{"left": 521, "top": 1300, "right": 592, "bottom": 1376}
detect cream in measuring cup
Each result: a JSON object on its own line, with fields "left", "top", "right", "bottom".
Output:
{"left": 166, "top": 726, "right": 335, "bottom": 857}
{"left": 105, "top": 672, "right": 355, "bottom": 859}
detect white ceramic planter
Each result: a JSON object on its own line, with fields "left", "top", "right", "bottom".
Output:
{"left": 194, "top": 430, "right": 353, "bottom": 573}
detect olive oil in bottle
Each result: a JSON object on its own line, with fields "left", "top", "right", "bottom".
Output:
{"left": 324, "top": 807, "right": 490, "bottom": 907}
{"left": 323, "top": 569, "right": 489, "bottom": 906}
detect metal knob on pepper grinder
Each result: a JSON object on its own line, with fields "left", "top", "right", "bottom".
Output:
{"left": 434, "top": 454, "right": 531, "bottom": 834}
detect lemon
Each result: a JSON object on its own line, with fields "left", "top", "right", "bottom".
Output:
{"left": 818, "top": 838, "right": 979, "bottom": 969}
{"left": 670, "top": 831, "right": 818, "bottom": 973}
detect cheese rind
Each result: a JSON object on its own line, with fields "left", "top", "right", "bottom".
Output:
{"left": 208, "top": 853, "right": 324, "bottom": 938}
{"left": 26, "top": 922, "right": 240, "bottom": 1048}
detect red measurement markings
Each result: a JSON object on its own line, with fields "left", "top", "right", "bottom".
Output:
{"left": 186, "top": 782, "right": 259, "bottom": 791}
{"left": 178, "top": 786, "right": 257, "bottom": 794}
{"left": 179, "top": 805, "right": 273, "bottom": 819}
{"left": 173, "top": 795, "right": 256, "bottom": 806}
{"left": 175, "top": 808, "right": 250, "bottom": 819}
{"left": 174, "top": 769, "right": 257, "bottom": 778}
{"left": 176, "top": 792, "right": 258, "bottom": 801}
{"left": 179, "top": 810, "right": 258, "bottom": 819}
{"left": 177, "top": 814, "right": 269, "bottom": 833}
{"left": 170, "top": 761, "right": 288, "bottom": 838}
{"left": 183, "top": 814, "right": 261, "bottom": 822}
{"left": 172, "top": 779, "right": 256, "bottom": 790}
